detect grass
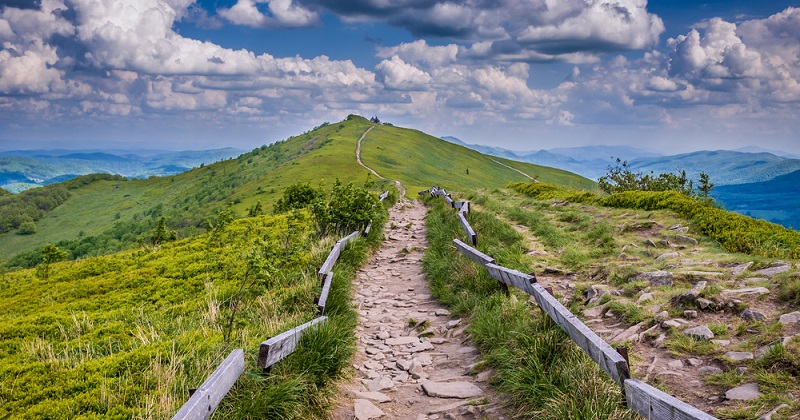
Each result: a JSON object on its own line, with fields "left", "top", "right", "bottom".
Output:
{"left": 422, "top": 195, "right": 634, "bottom": 419}
{"left": 605, "top": 301, "right": 650, "bottom": 326}
{"left": 0, "top": 196, "right": 391, "bottom": 419}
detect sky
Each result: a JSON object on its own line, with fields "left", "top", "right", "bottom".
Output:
{"left": 0, "top": 0, "right": 799, "bottom": 154}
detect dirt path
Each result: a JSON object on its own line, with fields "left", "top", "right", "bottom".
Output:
{"left": 333, "top": 199, "right": 505, "bottom": 420}
{"left": 356, "top": 127, "right": 384, "bottom": 180}
{"left": 488, "top": 158, "right": 534, "bottom": 181}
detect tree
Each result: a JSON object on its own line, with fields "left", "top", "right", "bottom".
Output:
{"left": 697, "top": 172, "right": 715, "bottom": 197}
{"left": 38, "top": 244, "right": 68, "bottom": 279}
{"left": 247, "top": 201, "right": 263, "bottom": 217}
{"left": 150, "top": 217, "right": 177, "bottom": 246}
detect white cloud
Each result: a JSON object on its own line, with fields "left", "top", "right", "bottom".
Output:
{"left": 219, "top": 0, "right": 318, "bottom": 28}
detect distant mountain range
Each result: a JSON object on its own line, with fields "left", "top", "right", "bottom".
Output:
{"left": 441, "top": 136, "right": 800, "bottom": 230}
{"left": 0, "top": 148, "right": 243, "bottom": 193}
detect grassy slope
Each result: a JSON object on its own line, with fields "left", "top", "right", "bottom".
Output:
{"left": 0, "top": 116, "right": 593, "bottom": 264}
{"left": 360, "top": 123, "right": 596, "bottom": 193}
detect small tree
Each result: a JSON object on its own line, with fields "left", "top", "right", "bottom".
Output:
{"left": 17, "top": 221, "right": 37, "bottom": 235}
{"left": 150, "top": 217, "right": 177, "bottom": 246}
{"left": 697, "top": 172, "right": 715, "bottom": 197}
{"left": 247, "top": 201, "right": 263, "bottom": 217}
{"left": 38, "top": 244, "right": 68, "bottom": 279}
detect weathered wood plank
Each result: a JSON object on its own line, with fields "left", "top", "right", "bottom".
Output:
{"left": 318, "top": 243, "right": 342, "bottom": 279}
{"left": 625, "top": 379, "right": 718, "bottom": 420}
{"left": 259, "top": 317, "right": 328, "bottom": 369}
{"left": 529, "top": 282, "right": 630, "bottom": 387}
{"left": 457, "top": 212, "right": 477, "bottom": 246}
{"left": 340, "top": 230, "right": 360, "bottom": 245}
{"left": 363, "top": 221, "right": 372, "bottom": 236}
{"left": 454, "top": 201, "right": 469, "bottom": 214}
{"left": 444, "top": 195, "right": 454, "bottom": 207}
{"left": 379, "top": 191, "right": 389, "bottom": 201}
{"left": 172, "top": 349, "right": 244, "bottom": 420}
{"left": 485, "top": 263, "right": 537, "bottom": 295}
{"left": 452, "top": 239, "right": 494, "bottom": 267}
{"left": 315, "top": 271, "right": 334, "bottom": 315}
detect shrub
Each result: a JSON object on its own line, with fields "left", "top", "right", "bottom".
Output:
{"left": 17, "top": 221, "right": 37, "bottom": 235}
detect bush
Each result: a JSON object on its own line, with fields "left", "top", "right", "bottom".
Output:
{"left": 17, "top": 221, "right": 37, "bottom": 235}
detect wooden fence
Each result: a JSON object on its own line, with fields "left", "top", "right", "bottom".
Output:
{"left": 173, "top": 191, "right": 389, "bottom": 419}
{"left": 424, "top": 187, "right": 718, "bottom": 420}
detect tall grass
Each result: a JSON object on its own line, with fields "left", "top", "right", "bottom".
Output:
{"left": 422, "top": 196, "right": 634, "bottom": 419}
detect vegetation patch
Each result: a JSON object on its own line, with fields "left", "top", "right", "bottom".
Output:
{"left": 421, "top": 195, "right": 633, "bottom": 419}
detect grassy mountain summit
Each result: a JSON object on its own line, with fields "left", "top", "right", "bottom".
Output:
{"left": 0, "top": 116, "right": 593, "bottom": 267}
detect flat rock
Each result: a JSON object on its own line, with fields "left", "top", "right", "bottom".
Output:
{"left": 635, "top": 270, "right": 674, "bottom": 287}
{"left": 739, "top": 309, "right": 766, "bottom": 321}
{"left": 674, "top": 234, "right": 698, "bottom": 246}
{"left": 730, "top": 262, "right": 753, "bottom": 276}
{"left": 753, "top": 263, "right": 791, "bottom": 277}
{"left": 779, "top": 311, "right": 800, "bottom": 325}
{"left": 584, "top": 306, "right": 604, "bottom": 318}
{"left": 421, "top": 381, "right": 483, "bottom": 399}
{"left": 656, "top": 252, "right": 680, "bottom": 261}
{"left": 363, "top": 377, "right": 394, "bottom": 392}
{"left": 684, "top": 325, "right": 714, "bottom": 340}
{"left": 354, "top": 399, "right": 385, "bottom": 419}
{"left": 724, "top": 351, "right": 754, "bottom": 362}
{"left": 725, "top": 382, "right": 761, "bottom": 401}
{"left": 351, "top": 390, "right": 392, "bottom": 403}
{"left": 638, "top": 292, "right": 654, "bottom": 303}
{"left": 720, "top": 287, "right": 770, "bottom": 297}
{"left": 699, "top": 366, "right": 723, "bottom": 375}
{"left": 385, "top": 336, "right": 420, "bottom": 346}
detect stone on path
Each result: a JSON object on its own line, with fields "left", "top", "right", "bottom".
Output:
{"left": 753, "top": 263, "right": 791, "bottom": 277}
{"left": 363, "top": 376, "right": 394, "bottom": 392}
{"left": 779, "top": 311, "right": 800, "bottom": 325}
{"left": 354, "top": 399, "right": 385, "bottom": 420}
{"left": 730, "top": 262, "right": 753, "bottom": 276}
{"left": 724, "top": 351, "right": 754, "bottom": 362}
{"left": 351, "top": 390, "right": 392, "bottom": 403}
{"left": 421, "top": 381, "right": 484, "bottom": 399}
{"left": 725, "top": 383, "right": 761, "bottom": 401}
{"left": 674, "top": 234, "right": 698, "bottom": 245}
{"left": 385, "top": 336, "right": 420, "bottom": 346}
{"left": 739, "top": 309, "right": 766, "bottom": 321}
{"left": 684, "top": 325, "right": 714, "bottom": 340}
{"left": 720, "top": 287, "right": 770, "bottom": 297}
{"left": 635, "top": 270, "right": 674, "bottom": 287}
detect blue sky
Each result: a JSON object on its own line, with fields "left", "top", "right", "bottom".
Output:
{"left": 1, "top": 0, "right": 798, "bottom": 154}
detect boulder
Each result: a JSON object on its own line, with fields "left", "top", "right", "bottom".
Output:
{"left": 679, "top": 281, "right": 707, "bottom": 304}
{"left": 656, "top": 252, "right": 680, "bottom": 261}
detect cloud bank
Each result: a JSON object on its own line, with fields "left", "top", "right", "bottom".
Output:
{"left": 0, "top": 0, "right": 798, "bottom": 150}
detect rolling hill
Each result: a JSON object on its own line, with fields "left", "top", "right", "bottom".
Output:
{"left": 712, "top": 169, "right": 800, "bottom": 229}
{"left": 0, "top": 116, "right": 594, "bottom": 267}
{"left": 0, "top": 148, "right": 243, "bottom": 193}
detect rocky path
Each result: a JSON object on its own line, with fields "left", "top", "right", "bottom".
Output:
{"left": 333, "top": 199, "right": 505, "bottom": 420}
{"left": 356, "top": 127, "right": 384, "bottom": 180}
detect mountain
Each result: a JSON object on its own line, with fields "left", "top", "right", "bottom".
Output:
{"left": 0, "top": 116, "right": 594, "bottom": 266}
{"left": 712, "top": 169, "right": 800, "bottom": 229}
{"left": 0, "top": 148, "right": 244, "bottom": 193}
{"left": 628, "top": 150, "right": 800, "bottom": 185}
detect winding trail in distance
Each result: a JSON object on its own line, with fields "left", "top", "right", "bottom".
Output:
{"left": 489, "top": 157, "right": 535, "bottom": 181}
{"left": 356, "top": 126, "right": 407, "bottom": 197}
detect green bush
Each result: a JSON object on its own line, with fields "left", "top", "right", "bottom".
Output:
{"left": 17, "top": 221, "right": 37, "bottom": 235}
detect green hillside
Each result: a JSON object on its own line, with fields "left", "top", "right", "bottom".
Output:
{"left": 1, "top": 116, "right": 593, "bottom": 267}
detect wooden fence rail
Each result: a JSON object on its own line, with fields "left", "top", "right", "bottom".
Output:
{"left": 428, "top": 185, "right": 719, "bottom": 420}
{"left": 172, "top": 191, "right": 389, "bottom": 418}
{"left": 259, "top": 316, "right": 329, "bottom": 369}
{"left": 172, "top": 350, "right": 245, "bottom": 420}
